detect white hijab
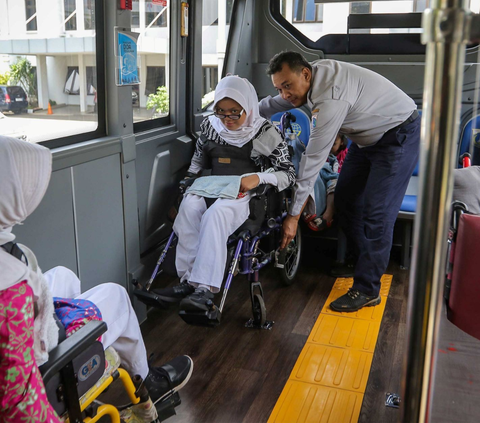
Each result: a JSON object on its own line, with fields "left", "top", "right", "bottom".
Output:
{"left": 209, "top": 75, "right": 267, "bottom": 147}
{"left": 0, "top": 135, "right": 52, "bottom": 291}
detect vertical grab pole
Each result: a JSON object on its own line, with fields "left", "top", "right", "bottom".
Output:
{"left": 401, "top": 1, "right": 471, "bottom": 422}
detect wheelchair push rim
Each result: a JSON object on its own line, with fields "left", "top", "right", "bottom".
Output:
{"left": 278, "top": 224, "right": 302, "bottom": 285}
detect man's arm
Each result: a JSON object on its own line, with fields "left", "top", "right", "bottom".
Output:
{"left": 280, "top": 100, "right": 349, "bottom": 249}
{"left": 290, "top": 100, "right": 349, "bottom": 216}
{"left": 259, "top": 95, "right": 294, "bottom": 119}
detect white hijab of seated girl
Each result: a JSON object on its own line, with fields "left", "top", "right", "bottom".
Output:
{"left": 208, "top": 75, "right": 266, "bottom": 148}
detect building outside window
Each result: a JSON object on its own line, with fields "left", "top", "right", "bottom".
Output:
{"left": 25, "top": 0, "right": 37, "bottom": 32}
{"left": 203, "top": 67, "right": 218, "bottom": 97}
{"left": 293, "top": 0, "right": 323, "bottom": 22}
{"left": 350, "top": 1, "right": 371, "bottom": 14}
{"left": 64, "top": 0, "right": 77, "bottom": 31}
{"left": 132, "top": 0, "right": 140, "bottom": 28}
{"left": 84, "top": 0, "right": 95, "bottom": 30}
{"left": 145, "top": 67, "right": 165, "bottom": 96}
{"left": 145, "top": 0, "right": 167, "bottom": 27}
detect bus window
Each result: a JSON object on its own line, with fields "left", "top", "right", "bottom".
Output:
{"left": 132, "top": 0, "right": 170, "bottom": 129}
{"left": 201, "top": 0, "right": 235, "bottom": 110}
{"left": 278, "top": 0, "right": 429, "bottom": 42}
{"left": 0, "top": 0, "right": 105, "bottom": 146}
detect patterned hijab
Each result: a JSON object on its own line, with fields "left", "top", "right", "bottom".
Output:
{"left": 209, "top": 75, "right": 266, "bottom": 147}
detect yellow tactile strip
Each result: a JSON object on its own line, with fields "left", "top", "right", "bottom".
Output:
{"left": 268, "top": 275, "right": 393, "bottom": 423}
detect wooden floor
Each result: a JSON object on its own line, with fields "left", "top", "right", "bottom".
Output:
{"left": 103, "top": 238, "right": 480, "bottom": 423}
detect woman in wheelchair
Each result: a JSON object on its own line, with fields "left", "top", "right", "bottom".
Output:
{"left": 0, "top": 136, "right": 192, "bottom": 422}
{"left": 154, "top": 75, "right": 295, "bottom": 313}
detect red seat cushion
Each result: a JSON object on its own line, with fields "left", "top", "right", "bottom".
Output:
{"left": 449, "top": 213, "right": 480, "bottom": 340}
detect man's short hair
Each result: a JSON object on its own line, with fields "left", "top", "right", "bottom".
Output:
{"left": 266, "top": 51, "right": 312, "bottom": 76}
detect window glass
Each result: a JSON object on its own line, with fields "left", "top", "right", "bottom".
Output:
{"left": 84, "top": 0, "right": 95, "bottom": 30}
{"left": 64, "top": 0, "right": 77, "bottom": 31}
{"left": 25, "top": 0, "right": 37, "bottom": 32}
{"left": 278, "top": 0, "right": 430, "bottom": 41}
{"left": 0, "top": 0, "right": 99, "bottom": 144}
{"left": 201, "top": 0, "right": 235, "bottom": 109}
{"left": 132, "top": 0, "right": 170, "bottom": 124}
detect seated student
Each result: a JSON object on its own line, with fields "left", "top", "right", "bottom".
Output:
{"left": 453, "top": 165, "right": 480, "bottom": 214}
{"left": 290, "top": 132, "right": 348, "bottom": 231}
{"left": 155, "top": 75, "right": 295, "bottom": 311}
{"left": 0, "top": 136, "right": 192, "bottom": 423}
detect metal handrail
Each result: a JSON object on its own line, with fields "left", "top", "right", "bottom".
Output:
{"left": 401, "top": 1, "right": 473, "bottom": 422}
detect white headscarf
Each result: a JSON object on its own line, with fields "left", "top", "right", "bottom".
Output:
{"left": 209, "top": 75, "right": 267, "bottom": 147}
{"left": 0, "top": 135, "right": 52, "bottom": 290}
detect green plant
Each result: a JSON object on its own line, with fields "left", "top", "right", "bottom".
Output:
{"left": 49, "top": 99, "right": 57, "bottom": 106}
{"left": 202, "top": 90, "right": 215, "bottom": 109}
{"left": 10, "top": 58, "right": 38, "bottom": 107}
{"left": 146, "top": 86, "right": 169, "bottom": 115}
{"left": 0, "top": 71, "right": 10, "bottom": 85}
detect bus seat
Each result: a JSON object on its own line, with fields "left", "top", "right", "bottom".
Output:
{"left": 271, "top": 108, "right": 311, "bottom": 147}
{"left": 448, "top": 212, "right": 480, "bottom": 341}
{"left": 458, "top": 114, "right": 480, "bottom": 166}
{"left": 397, "top": 161, "right": 420, "bottom": 269}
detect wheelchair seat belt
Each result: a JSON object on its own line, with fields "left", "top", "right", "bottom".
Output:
{"left": 1, "top": 241, "right": 28, "bottom": 265}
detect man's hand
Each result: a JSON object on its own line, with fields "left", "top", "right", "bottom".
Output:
{"left": 240, "top": 174, "right": 260, "bottom": 193}
{"left": 280, "top": 214, "right": 299, "bottom": 250}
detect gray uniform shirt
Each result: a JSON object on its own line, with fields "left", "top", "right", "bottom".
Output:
{"left": 259, "top": 59, "right": 417, "bottom": 216}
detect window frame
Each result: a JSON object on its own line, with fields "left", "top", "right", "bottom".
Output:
{"left": 293, "top": 0, "right": 323, "bottom": 23}
{"left": 40, "top": 0, "right": 106, "bottom": 149}
{"left": 133, "top": 3, "right": 172, "bottom": 133}
{"left": 269, "top": 0, "right": 425, "bottom": 55}
{"left": 25, "top": 0, "right": 38, "bottom": 32}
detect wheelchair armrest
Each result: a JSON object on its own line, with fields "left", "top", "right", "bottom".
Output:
{"left": 39, "top": 320, "right": 107, "bottom": 385}
{"left": 250, "top": 184, "right": 272, "bottom": 197}
{"left": 179, "top": 176, "right": 198, "bottom": 192}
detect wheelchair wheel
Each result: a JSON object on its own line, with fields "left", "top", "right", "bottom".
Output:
{"left": 252, "top": 294, "right": 267, "bottom": 326}
{"left": 277, "top": 224, "right": 302, "bottom": 285}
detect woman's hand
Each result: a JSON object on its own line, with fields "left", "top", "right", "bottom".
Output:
{"left": 240, "top": 174, "right": 260, "bottom": 193}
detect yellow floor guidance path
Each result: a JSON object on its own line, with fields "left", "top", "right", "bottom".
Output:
{"left": 268, "top": 275, "right": 393, "bottom": 423}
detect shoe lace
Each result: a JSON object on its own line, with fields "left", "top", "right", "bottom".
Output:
{"left": 347, "top": 289, "right": 360, "bottom": 299}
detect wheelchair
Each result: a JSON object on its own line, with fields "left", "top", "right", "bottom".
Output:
{"left": 132, "top": 177, "right": 302, "bottom": 329}
{"left": 39, "top": 320, "right": 181, "bottom": 423}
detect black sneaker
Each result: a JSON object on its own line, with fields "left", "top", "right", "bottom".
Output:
{"left": 329, "top": 289, "right": 381, "bottom": 312}
{"left": 179, "top": 288, "right": 215, "bottom": 312}
{"left": 143, "top": 355, "right": 193, "bottom": 404}
{"left": 330, "top": 258, "right": 355, "bottom": 278}
{"left": 153, "top": 282, "right": 195, "bottom": 302}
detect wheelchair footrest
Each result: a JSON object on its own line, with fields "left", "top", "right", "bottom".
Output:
{"left": 156, "top": 391, "right": 181, "bottom": 422}
{"left": 245, "top": 319, "right": 275, "bottom": 330}
{"left": 178, "top": 308, "right": 222, "bottom": 327}
{"left": 133, "top": 288, "right": 169, "bottom": 309}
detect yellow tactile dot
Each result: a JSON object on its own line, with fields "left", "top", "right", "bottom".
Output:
{"left": 268, "top": 381, "right": 363, "bottom": 423}
{"left": 307, "top": 314, "right": 381, "bottom": 353}
{"left": 269, "top": 275, "right": 393, "bottom": 423}
{"left": 291, "top": 343, "right": 373, "bottom": 393}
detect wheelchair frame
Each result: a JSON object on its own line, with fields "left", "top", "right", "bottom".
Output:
{"left": 133, "top": 189, "right": 302, "bottom": 329}
{"left": 40, "top": 321, "right": 181, "bottom": 423}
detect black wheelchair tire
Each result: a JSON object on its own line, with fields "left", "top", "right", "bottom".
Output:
{"left": 277, "top": 224, "right": 302, "bottom": 285}
{"left": 252, "top": 294, "right": 267, "bottom": 326}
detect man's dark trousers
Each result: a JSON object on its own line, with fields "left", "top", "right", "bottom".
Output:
{"left": 335, "top": 116, "right": 421, "bottom": 297}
